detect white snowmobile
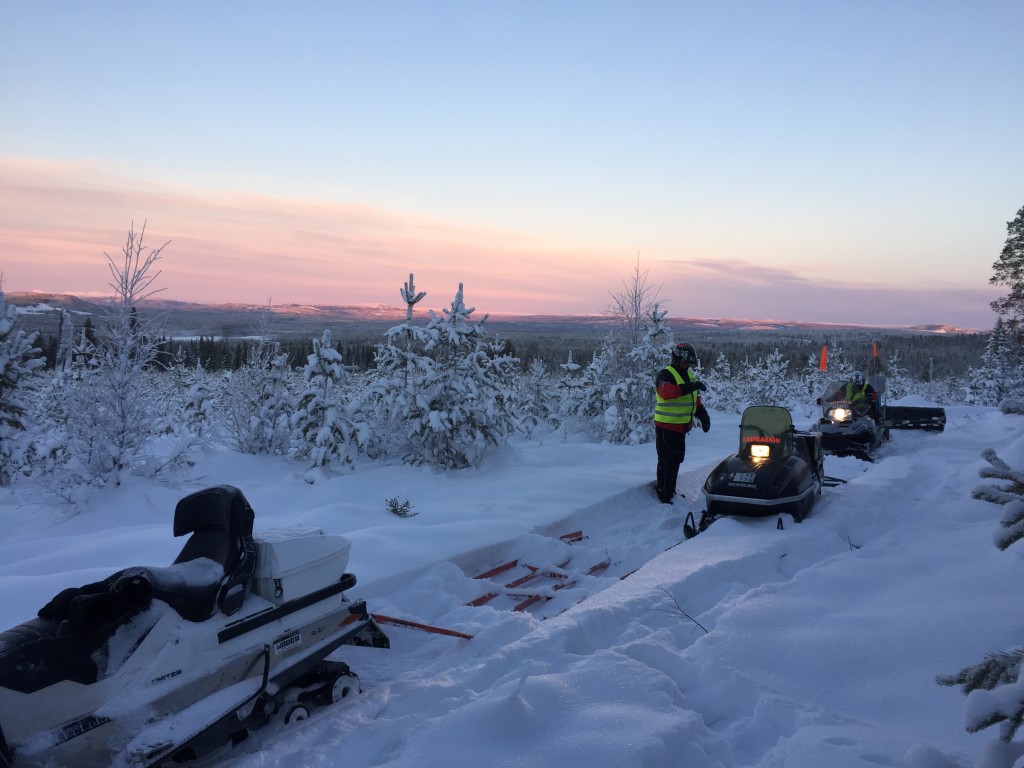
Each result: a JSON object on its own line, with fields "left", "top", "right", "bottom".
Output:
{"left": 0, "top": 485, "right": 389, "bottom": 768}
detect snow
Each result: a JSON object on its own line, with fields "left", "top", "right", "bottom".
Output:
{"left": 0, "top": 405, "right": 1020, "bottom": 767}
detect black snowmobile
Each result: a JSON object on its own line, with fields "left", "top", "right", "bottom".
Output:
{"left": 0, "top": 486, "right": 390, "bottom": 768}
{"left": 684, "top": 405, "right": 825, "bottom": 539}
{"left": 817, "top": 375, "right": 946, "bottom": 462}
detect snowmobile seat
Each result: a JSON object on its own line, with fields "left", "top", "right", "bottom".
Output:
{"left": 0, "top": 489, "right": 259, "bottom": 697}
{"left": 171, "top": 485, "right": 257, "bottom": 618}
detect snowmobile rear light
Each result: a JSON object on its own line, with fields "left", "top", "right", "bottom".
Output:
{"left": 750, "top": 444, "right": 770, "bottom": 460}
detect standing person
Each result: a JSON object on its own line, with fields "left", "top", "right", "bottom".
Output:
{"left": 654, "top": 342, "right": 710, "bottom": 504}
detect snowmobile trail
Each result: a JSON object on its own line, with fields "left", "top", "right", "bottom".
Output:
{"left": 197, "top": 416, "right": 961, "bottom": 768}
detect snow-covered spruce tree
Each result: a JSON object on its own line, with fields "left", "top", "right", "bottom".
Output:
{"left": 603, "top": 303, "right": 673, "bottom": 445}
{"left": 556, "top": 349, "right": 607, "bottom": 440}
{"left": 223, "top": 339, "right": 294, "bottom": 456}
{"left": 364, "top": 279, "right": 518, "bottom": 468}
{"left": 360, "top": 273, "right": 434, "bottom": 459}
{"left": 516, "top": 359, "right": 555, "bottom": 440}
{"left": 292, "top": 329, "right": 366, "bottom": 474}
{"left": 170, "top": 356, "right": 217, "bottom": 443}
{"left": 937, "top": 448, "right": 1024, "bottom": 763}
{"left": 0, "top": 290, "right": 46, "bottom": 484}
{"left": 61, "top": 224, "right": 172, "bottom": 487}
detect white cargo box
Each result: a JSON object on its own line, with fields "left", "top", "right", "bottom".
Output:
{"left": 252, "top": 526, "right": 352, "bottom": 606}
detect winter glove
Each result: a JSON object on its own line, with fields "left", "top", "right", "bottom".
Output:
{"left": 695, "top": 380, "right": 708, "bottom": 392}
{"left": 696, "top": 405, "right": 711, "bottom": 433}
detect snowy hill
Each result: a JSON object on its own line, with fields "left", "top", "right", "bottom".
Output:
{"left": 0, "top": 404, "right": 1019, "bottom": 767}
{"left": 2, "top": 291, "right": 983, "bottom": 337}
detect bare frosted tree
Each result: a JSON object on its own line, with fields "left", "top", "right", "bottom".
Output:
{"left": 62, "top": 222, "right": 173, "bottom": 488}
{"left": 606, "top": 257, "right": 664, "bottom": 349}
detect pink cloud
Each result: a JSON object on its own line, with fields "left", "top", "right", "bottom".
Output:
{"left": 0, "top": 156, "right": 1001, "bottom": 328}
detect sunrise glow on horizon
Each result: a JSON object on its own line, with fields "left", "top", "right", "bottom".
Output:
{"left": 1, "top": 3, "right": 1020, "bottom": 330}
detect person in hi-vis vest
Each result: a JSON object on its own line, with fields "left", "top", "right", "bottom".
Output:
{"left": 653, "top": 342, "right": 710, "bottom": 504}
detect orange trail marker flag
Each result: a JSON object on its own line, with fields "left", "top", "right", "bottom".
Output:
{"left": 819, "top": 346, "right": 828, "bottom": 372}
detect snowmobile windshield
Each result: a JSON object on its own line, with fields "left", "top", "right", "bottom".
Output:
{"left": 822, "top": 380, "right": 851, "bottom": 404}
{"left": 738, "top": 406, "right": 793, "bottom": 460}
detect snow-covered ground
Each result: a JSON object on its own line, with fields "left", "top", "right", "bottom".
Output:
{"left": 0, "top": 405, "right": 1020, "bottom": 768}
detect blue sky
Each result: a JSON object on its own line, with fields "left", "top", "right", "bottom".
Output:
{"left": 1, "top": 1, "right": 1021, "bottom": 328}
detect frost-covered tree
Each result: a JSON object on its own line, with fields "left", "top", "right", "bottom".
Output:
{"left": 0, "top": 291, "right": 46, "bottom": 484}
{"left": 938, "top": 447, "right": 1024, "bottom": 762}
{"left": 61, "top": 224, "right": 171, "bottom": 487}
{"left": 990, "top": 204, "right": 1024, "bottom": 323}
{"left": 603, "top": 303, "right": 673, "bottom": 445}
{"left": 292, "top": 329, "right": 365, "bottom": 474}
{"left": 364, "top": 279, "right": 517, "bottom": 468}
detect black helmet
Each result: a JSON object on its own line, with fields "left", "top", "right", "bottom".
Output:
{"left": 671, "top": 342, "right": 697, "bottom": 367}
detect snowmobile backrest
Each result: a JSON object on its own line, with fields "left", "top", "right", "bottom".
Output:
{"left": 868, "top": 374, "right": 887, "bottom": 397}
{"left": 173, "top": 485, "right": 255, "bottom": 576}
{"left": 739, "top": 406, "right": 794, "bottom": 460}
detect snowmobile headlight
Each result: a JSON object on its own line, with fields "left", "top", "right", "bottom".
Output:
{"left": 829, "top": 407, "right": 850, "bottom": 421}
{"left": 750, "top": 444, "right": 770, "bottom": 460}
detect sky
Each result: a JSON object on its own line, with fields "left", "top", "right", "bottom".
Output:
{"left": 1, "top": 399, "right": 1021, "bottom": 767}
{"left": 1, "top": 1, "right": 1021, "bottom": 329}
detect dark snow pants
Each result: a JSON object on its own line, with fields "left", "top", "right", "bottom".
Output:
{"left": 655, "top": 426, "right": 686, "bottom": 503}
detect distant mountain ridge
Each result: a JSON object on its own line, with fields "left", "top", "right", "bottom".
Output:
{"left": 2, "top": 291, "right": 980, "bottom": 336}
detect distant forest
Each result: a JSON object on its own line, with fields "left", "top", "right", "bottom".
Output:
{"left": 38, "top": 316, "right": 986, "bottom": 382}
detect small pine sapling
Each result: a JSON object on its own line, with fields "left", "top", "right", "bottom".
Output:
{"left": 385, "top": 497, "right": 417, "bottom": 518}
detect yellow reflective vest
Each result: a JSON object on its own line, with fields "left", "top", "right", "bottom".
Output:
{"left": 845, "top": 382, "right": 868, "bottom": 406}
{"left": 654, "top": 366, "right": 698, "bottom": 426}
